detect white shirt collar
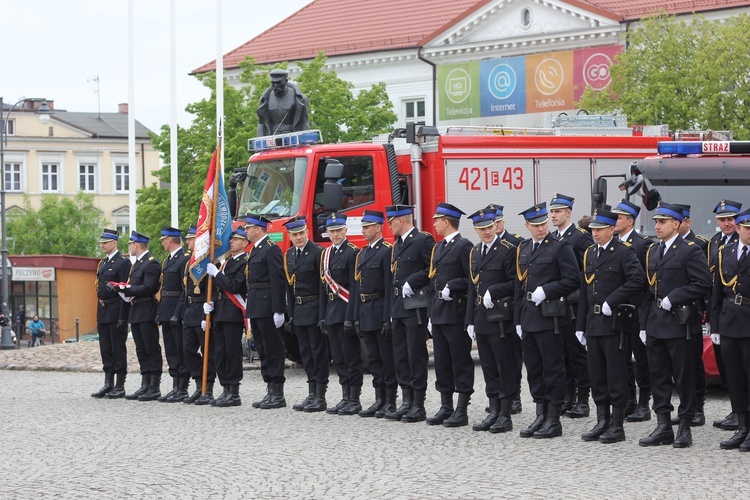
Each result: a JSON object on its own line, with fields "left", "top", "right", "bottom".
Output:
{"left": 599, "top": 237, "right": 614, "bottom": 250}
{"left": 557, "top": 223, "right": 572, "bottom": 236}
{"left": 442, "top": 231, "right": 460, "bottom": 244}
{"left": 169, "top": 248, "right": 182, "bottom": 259}
{"left": 106, "top": 250, "right": 118, "bottom": 260}
{"left": 401, "top": 227, "right": 416, "bottom": 242}
{"left": 660, "top": 234, "right": 680, "bottom": 256}
{"left": 619, "top": 228, "right": 634, "bottom": 242}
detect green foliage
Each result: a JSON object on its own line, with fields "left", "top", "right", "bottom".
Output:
{"left": 578, "top": 13, "right": 750, "bottom": 139}
{"left": 6, "top": 193, "right": 107, "bottom": 257}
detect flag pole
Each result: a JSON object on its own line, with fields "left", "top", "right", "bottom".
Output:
{"left": 200, "top": 143, "right": 221, "bottom": 394}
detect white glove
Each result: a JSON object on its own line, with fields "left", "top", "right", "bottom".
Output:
{"left": 659, "top": 296, "right": 672, "bottom": 311}
{"left": 440, "top": 287, "right": 453, "bottom": 302}
{"left": 639, "top": 330, "right": 647, "bottom": 344}
{"left": 575, "top": 331, "right": 587, "bottom": 346}
{"left": 402, "top": 282, "right": 414, "bottom": 298}
{"left": 516, "top": 325, "right": 522, "bottom": 338}
{"left": 200, "top": 320, "right": 206, "bottom": 331}
{"left": 206, "top": 263, "right": 219, "bottom": 277}
{"left": 203, "top": 301, "right": 214, "bottom": 314}
{"left": 427, "top": 320, "right": 432, "bottom": 334}
{"left": 467, "top": 324, "right": 476, "bottom": 341}
{"left": 602, "top": 302, "right": 612, "bottom": 317}
{"left": 711, "top": 333, "right": 720, "bottom": 345}
{"left": 483, "top": 290, "right": 494, "bottom": 309}
{"left": 273, "top": 313, "right": 284, "bottom": 329}
{"left": 531, "top": 286, "right": 546, "bottom": 306}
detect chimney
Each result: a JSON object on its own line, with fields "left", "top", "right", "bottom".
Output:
{"left": 22, "top": 99, "right": 54, "bottom": 111}
{"left": 118, "top": 103, "right": 128, "bottom": 114}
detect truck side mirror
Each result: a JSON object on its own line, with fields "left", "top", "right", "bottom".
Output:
{"left": 322, "top": 160, "right": 344, "bottom": 211}
{"left": 592, "top": 177, "right": 607, "bottom": 210}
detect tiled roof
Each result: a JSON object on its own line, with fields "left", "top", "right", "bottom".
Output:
{"left": 195, "top": 0, "right": 750, "bottom": 73}
{"left": 52, "top": 111, "right": 152, "bottom": 139}
{"left": 193, "top": 0, "right": 488, "bottom": 73}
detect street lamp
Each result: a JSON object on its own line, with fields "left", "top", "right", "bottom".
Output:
{"left": 0, "top": 97, "right": 52, "bottom": 349}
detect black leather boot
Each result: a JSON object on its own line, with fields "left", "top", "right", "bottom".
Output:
{"left": 692, "top": 397, "right": 706, "bottom": 426}
{"left": 91, "top": 373, "right": 114, "bottom": 398}
{"left": 385, "top": 387, "right": 412, "bottom": 420}
{"left": 520, "top": 402, "right": 547, "bottom": 438}
{"left": 212, "top": 385, "right": 229, "bottom": 406}
{"left": 326, "top": 385, "right": 350, "bottom": 415}
{"left": 511, "top": 397, "right": 522, "bottom": 415}
{"left": 639, "top": 412, "right": 674, "bottom": 446}
{"left": 159, "top": 376, "right": 178, "bottom": 402}
{"left": 167, "top": 376, "right": 190, "bottom": 403}
{"left": 740, "top": 433, "right": 750, "bottom": 452}
{"left": 125, "top": 374, "right": 149, "bottom": 400}
{"left": 427, "top": 393, "right": 454, "bottom": 426}
{"left": 216, "top": 384, "right": 241, "bottom": 407}
{"left": 106, "top": 373, "right": 126, "bottom": 399}
{"left": 359, "top": 386, "right": 385, "bottom": 417}
{"left": 566, "top": 387, "right": 590, "bottom": 418}
{"left": 194, "top": 382, "right": 214, "bottom": 406}
{"left": 600, "top": 407, "right": 626, "bottom": 444}
{"left": 252, "top": 384, "right": 271, "bottom": 408}
{"left": 339, "top": 386, "right": 363, "bottom": 415}
{"left": 561, "top": 386, "right": 575, "bottom": 415}
{"left": 443, "top": 393, "right": 470, "bottom": 428}
{"left": 714, "top": 412, "right": 739, "bottom": 430}
{"left": 138, "top": 374, "right": 162, "bottom": 401}
{"left": 582, "top": 405, "right": 611, "bottom": 442}
{"left": 376, "top": 387, "right": 397, "bottom": 418}
{"left": 183, "top": 379, "right": 202, "bottom": 404}
{"left": 534, "top": 403, "right": 563, "bottom": 439}
{"left": 627, "top": 390, "right": 651, "bottom": 422}
{"left": 294, "top": 382, "right": 316, "bottom": 411}
{"left": 304, "top": 382, "right": 328, "bottom": 412}
{"left": 402, "top": 390, "right": 426, "bottom": 423}
{"left": 720, "top": 413, "right": 748, "bottom": 450}
{"left": 673, "top": 417, "right": 693, "bottom": 448}
{"left": 260, "top": 382, "right": 286, "bottom": 409}
{"left": 489, "top": 399, "right": 514, "bottom": 434}
{"left": 473, "top": 398, "right": 499, "bottom": 431}
{"left": 625, "top": 386, "right": 637, "bottom": 416}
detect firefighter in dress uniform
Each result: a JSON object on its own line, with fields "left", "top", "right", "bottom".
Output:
{"left": 204, "top": 228, "right": 248, "bottom": 407}
{"left": 283, "top": 216, "right": 329, "bottom": 413}
{"left": 549, "top": 193, "right": 594, "bottom": 419}
{"left": 385, "top": 205, "right": 435, "bottom": 422}
{"left": 638, "top": 203, "right": 712, "bottom": 449}
{"left": 709, "top": 207, "right": 750, "bottom": 451}
{"left": 466, "top": 209, "right": 519, "bottom": 433}
{"left": 352, "top": 210, "right": 397, "bottom": 418}
{"left": 92, "top": 228, "right": 131, "bottom": 399}
{"left": 514, "top": 203, "right": 580, "bottom": 439}
{"left": 575, "top": 209, "right": 644, "bottom": 444}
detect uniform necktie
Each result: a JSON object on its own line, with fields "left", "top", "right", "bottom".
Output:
{"left": 740, "top": 245, "right": 747, "bottom": 264}
{"left": 481, "top": 245, "right": 487, "bottom": 258}
{"left": 597, "top": 246, "right": 603, "bottom": 258}
{"left": 296, "top": 248, "right": 302, "bottom": 260}
{"left": 532, "top": 242, "right": 540, "bottom": 254}
{"left": 660, "top": 241, "right": 667, "bottom": 257}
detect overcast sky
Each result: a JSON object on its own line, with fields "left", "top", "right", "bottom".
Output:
{"left": 1, "top": 0, "right": 313, "bottom": 132}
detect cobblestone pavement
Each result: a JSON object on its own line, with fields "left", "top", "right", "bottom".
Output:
{"left": 1, "top": 360, "right": 749, "bottom": 499}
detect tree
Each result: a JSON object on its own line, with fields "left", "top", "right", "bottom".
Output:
{"left": 6, "top": 193, "right": 107, "bottom": 257}
{"left": 577, "top": 13, "right": 750, "bottom": 139}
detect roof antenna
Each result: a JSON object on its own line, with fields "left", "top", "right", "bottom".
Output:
{"left": 88, "top": 75, "right": 101, "bottom": 118}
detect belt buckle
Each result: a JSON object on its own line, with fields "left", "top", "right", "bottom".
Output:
{"left": 99, "top": 299, "right": 106, "bottom": 306}
{"left": 526, "top": 291, "right": 533, "bottom": 301}
{"left": 395, "top": 288, "right": 400, "bottom": 297}
{"left": 361, "top": 295, "right": 367, "bottom": 302}
{"left": 593, "top": 304, "right": 601, "bottom": 315}
{"left": 656, "top": 298, "right": 662, "bottom": 308}
{"left": 329, "top": 292, "right": 336, "bottom": 301}
{"left": 296, "top": 296, "right": 303, "bottom": 305}
{"left": 735, "top": 294, "right": 744, "bottom": 306}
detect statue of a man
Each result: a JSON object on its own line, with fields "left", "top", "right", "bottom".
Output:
{"left": 256, "top": 69, "right": 310, "bottom": 136}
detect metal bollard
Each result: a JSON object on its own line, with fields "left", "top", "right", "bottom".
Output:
{"left": 75, "top": 317, "right": 79, "bottom": 342}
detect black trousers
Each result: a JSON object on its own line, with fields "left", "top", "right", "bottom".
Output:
{"left": 362, "top": 329, "right": 397, "bottom": 389}
{"left": 522, "top": 329, "right": 566, "bottom": 405}
{"left": 588, "top": 335, "right": 629, "bottom": 409}
{"left": 714, "top": 340, "right": 729, "bottom": 388}
{"left": 721, "top": 337, "right": 750, "bottom": 414}
{"left": 183, "top": 324, "right": 215, "bottom": 383}
{"left": 97, "top": 321, "right": 128, "bottom": 375}
{"left": 509, "top": 324, "right": 523, "bottom": 396}
{"left": 477, "top": 333, "right": 520, "bottom": 400}
{"left": 161, "top": 322, "right": 188, "bottom": 378}
{"left": 131, "top": 321, "right": 162, "bottom": 375}
{"left": 432, "top": 323, "right": 474, "bottom": 395}
{"left": 328, "top": 323, "right": 364, "bottom": 388}
{"left": 626, "top": 324, "right": 651, "bottom": 393}
{"left": 212, "top": 321, "right": 244, "bottom": 386}
{"left": 562, "top": 319, "right": 590, "bottom": 391}
{"left": 392, "top": 313, "right": 429, "bottom": 392}
{"left": 646, "top": 335, "right": 695, "bottom": 419}
{"left": 691, "top": 333, "right": 707, "bottom": 400}
{"left": 295, "top": 324, "right": 329, "bottom": 385}
{"left": 250, "top": 317, "right": 286, "bottom": 384}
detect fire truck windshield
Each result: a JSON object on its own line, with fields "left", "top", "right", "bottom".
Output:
{"left": 237, "top": 157, "right": 308, "bottom": 217}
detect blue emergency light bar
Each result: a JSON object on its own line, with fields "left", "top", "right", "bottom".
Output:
{"left": 248, "top": 130, "right": 323, "bottom": 152}
{"left": 658, "top": 141, "right": 750, "bottom": 155}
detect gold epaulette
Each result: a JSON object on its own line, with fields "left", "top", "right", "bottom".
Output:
{"left": 514, "top": 234, "right": 522, "bottom": 239}
{"left": 268, "top": 239, "right": 276, "bottom": 245}
{"left": 420, "top": 231, "right": 431, "bottom": 237}
{"left": 696, "top": 235, "right": 709, "bottom": 243}
{"left": 148, "top": 256, "right": 154, "bottom": 261}
{"left": 183, "top": 251, "right": 190, "bottom": 257}
{"left": 347, "top": 241, "right": 359, "bottom": 251}
{"left": 499, "top": 239, "right": 514, "bottom": 250}
{"left": 686, "top": 240, "right": 695, "bottom": 246}
{"left": 382, "top": 241, "right": 392, "bottom": 248}
{"left": 622, "top": 241, "right": 631, "bottom": 247}
{"left": 575, "top": 226, "right": 588, "bottom": 234}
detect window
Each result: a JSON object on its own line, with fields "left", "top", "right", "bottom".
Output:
{"left": 404, "top": 99, "right": 426, "bottom": 126}
{"left": 2, "top": 119, "right": 15, "bottom": 136}
{"left": 3, "top": 162, "right": 22, "bottom": 192}
{"left": 41, "top": 163, "right": 60, "bottom": 192}
{"left": 79, "top": 164, "right": 96, "bottom": 192}
{"left": 114, "top": 164, "right": 129, "bottom": 192}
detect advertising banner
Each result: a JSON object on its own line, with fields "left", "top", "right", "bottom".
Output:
{"left": 438, "top": 61, "right": 481, "bottom": 121}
